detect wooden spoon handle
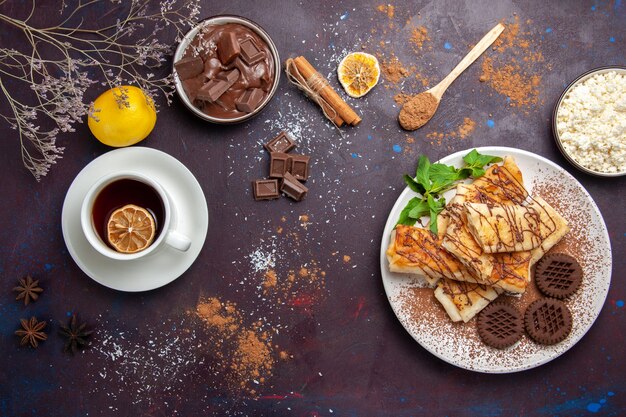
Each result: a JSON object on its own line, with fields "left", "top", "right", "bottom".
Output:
{"left": 430, "top": 23, "right": 505, "bottom": 100}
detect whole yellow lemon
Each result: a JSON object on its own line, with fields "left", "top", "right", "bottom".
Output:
{"left": 88, "top": 86, "right": 157, "bottom": 147}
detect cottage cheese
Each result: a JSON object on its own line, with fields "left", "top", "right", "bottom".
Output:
{"left": 556, "top": 70, "right": 626, "bottom": 174}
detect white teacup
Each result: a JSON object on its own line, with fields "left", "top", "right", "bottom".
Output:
{"left": 80, "top": 171, "right": 191, "bottom": 260}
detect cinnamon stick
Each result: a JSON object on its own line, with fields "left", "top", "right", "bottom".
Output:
{"left": 292, "top": 56, "right": 361, "bottom": 126}
{"left": 285, "top": 58, "right": 344, "bottom": 127}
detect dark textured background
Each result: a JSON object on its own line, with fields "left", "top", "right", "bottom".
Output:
{"left": 1, "top": 0, "right": 625, "bottom": 416}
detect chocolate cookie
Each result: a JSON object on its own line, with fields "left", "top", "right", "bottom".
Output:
{"left": 524, "top": 298, "right": 572, "bottom": 345}
{"left": 534, "top": 253, "right": 582, "bottom": 299}
{"left": 477, "top": 302, "right": 524, "bottom": 349}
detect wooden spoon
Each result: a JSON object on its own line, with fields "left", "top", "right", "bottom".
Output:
{"left": 399, "top": 23, "right": 505, "bottom": 131}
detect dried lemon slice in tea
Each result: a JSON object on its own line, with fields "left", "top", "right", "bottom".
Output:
{"left": 337, "top": 52, "right": 380, "bottom": 98}
{"left": 106, "top": 204, "right": 156, "bottom": 253}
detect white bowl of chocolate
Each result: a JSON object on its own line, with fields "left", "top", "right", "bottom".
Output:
{"left": 173, "top": 15, "right": 280, "bottom": 124}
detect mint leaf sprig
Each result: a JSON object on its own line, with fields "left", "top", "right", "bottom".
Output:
{"left": 396, "top": 150, "right": 502, "bottom": 234}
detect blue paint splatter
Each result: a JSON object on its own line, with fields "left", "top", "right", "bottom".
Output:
{"left": 591, "top": 5, "right": 596, "bottom": 11}
{"left": 444, "top": 42, "right": 452, "bottom": 50}
{"left": 392, "top": 144, "right": 402, "bottom": 153}
{"left": 351, "top": 152, "right": 359, "bottom": 158}
{"left": 44, "top": 263, "right": 53, "bottom": 271}
{"left": 367, "top": 135, "right": 372, "bottom": 140}
{"left": 546, "top": 28, "right": 553, "bottom": 33}
{"left": 587, "top": 403, "right": 601, "bottom": 413}
{"left": 608, "top": 392, "right": 615, "bottom": 396}
{"left": 600, "top": 399, "right": 607, "bottom": 404}
{"left": 487, "top": 119, "right": 495, "bottom": 128}
{"left": 609, "top": 37, "right": 615, "bottom": 43}
{"left": 616, "top": 300, "right": 624, "bottom": 307}
{"left": 66, "top": 311, "right": 72, "bottom": 317}
{"left": 340, "top": 12, "right": 349, "bottom": 20}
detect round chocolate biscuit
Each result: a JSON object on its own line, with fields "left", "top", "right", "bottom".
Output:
{"left": 524, "top": 298, "right": 573, "bottom": 345}
{"left": 477, "top": 302, "right": 524, "bottom": 349}
{"left": 534, "top": 253, "right": 583, "bottom": 299}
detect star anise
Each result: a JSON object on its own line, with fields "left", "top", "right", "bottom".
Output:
{"left": 13, "top": 275, "right": 43, "bottom": 305}
{"left": 15, "top": 317, "right": 47, "bottom": 348}
{"left": 59, "top": 314, "right": 93, "bottom": 354}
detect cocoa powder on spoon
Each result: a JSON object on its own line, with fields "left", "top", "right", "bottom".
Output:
{"left": 398, "top": 91, "right": 438, "bottom": 130}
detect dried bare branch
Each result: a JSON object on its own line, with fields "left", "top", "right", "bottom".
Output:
{"left": 0, "top": 0, "right": 201, "bottom": 180}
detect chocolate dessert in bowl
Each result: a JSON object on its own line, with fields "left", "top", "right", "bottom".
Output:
{"left": 173, "top": 15, "right": 280, "bottom": 123}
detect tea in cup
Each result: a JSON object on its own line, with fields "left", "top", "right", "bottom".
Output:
{"left": 81, "top": 172, "right": 191, "bottom": 260}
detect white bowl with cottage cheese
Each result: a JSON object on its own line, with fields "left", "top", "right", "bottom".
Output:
{"left": 553, "top": 67, "right": 626, "bottom": 177}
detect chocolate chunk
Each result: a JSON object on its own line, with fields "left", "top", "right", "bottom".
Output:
{"left": 252, "top": 179, "right": 279, "bottom": 200}
{"left": 264, "top": 131, "right": 296, "bottom": 153}
{"left": 203, "top": 57, "right": 223, "bottom": 80}
{"left": 217, "top": 32, "right": 240, "bottom": 65}
{"left": 182, "top": 76, "right": 205, "bottom": 102}
{"left": 269, "top": 153, "right": 292, "bottom": 178}
{"left": 196, "top": 69, "right": 240, "bottom": 103}
{"left": 196, "top": 79, "right": 229, "bottom": 103}
{"left": 174, "top": 56, "right": 204, "bottom": 80}
{"left": 289, "top": 154, "right": 310, "bottom": 181}
{"left": 534, "top": 253, "right": 583, "bottom": 299}
{"left": 235, "top": 88, "right": 265, "bottom": 113}
{"left": 216, "top": 68, "right": 240, "bottom": 83}
{"left": 281, "top": 172, "right": 308, "bottom": 201}
{"left": 239, "top": 38, "right": 265, "bottom": 65}
{"left": 477, "top": 302, "right": 524, "bottom": 349}
{"left": 524, "top": 298, "right": 573, "bottom": 345}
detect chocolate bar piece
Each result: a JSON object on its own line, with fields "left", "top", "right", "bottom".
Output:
{"left": 252, "top": 179, "right": 280, "bottom": 200}
{"left": 196, "top": 69, "right": 240, "bottom": 102}
{"left": 182, "top": 76, "right": 205, "bottom": 102}
{"left": 235, "top": 88, "right": 265, "bottom": 113}
{"left": 217, "top": 32, "right": 240, "bottom": 65}
{"left": 264, "top": 131, "right": 296, "bottom": 153}
{"left": 289, "top": 154, "right": 310, "bottom": 181}
{"left": 174, "top": 56, "right": 204, "bottom": 80}
{"left": 269, "top": 152, "right": 292, "bottom": 178}
{"left": 239, "top": 38, "right": 265, "bottom": 65}
{"left": 281, "top": 172, "right": 308, "bottom": 201}
{"left": 216, "top": 68, "right": 240, "bottom": 83}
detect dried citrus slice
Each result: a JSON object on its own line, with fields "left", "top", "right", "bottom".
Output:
{"left": 337, "top": 52, "right": 380, "bottom": 98}
{"left": 106, "top": 204, "right": 156, "bottom": 253}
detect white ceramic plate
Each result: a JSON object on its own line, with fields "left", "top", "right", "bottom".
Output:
{"left": 379, "top": 147, "right": 612, "bottom": 373}
{"left": 62, "top": 147, "right": 209, "bottom": 292}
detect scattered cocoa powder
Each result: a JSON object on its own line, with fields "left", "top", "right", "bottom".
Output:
{"left": 398, "top": 92, "right": 438, "bottom": 130}
{"left": 195, "top": 297, "right": 277, "bottom": 395}
{"left": 479, "top": 17, "right": 546, "bottom": 108}
{"left": 263, "top": 269, "right": 277, "bottom": 289}
{"left": 457, "top": 117, "right": 476, "bottom": 138}
{"left": 410, "top": 26, "right": 430, "bottom": 50}
{"left": 231, "top": 330, "right": 274, "bottom": 384}
{"left": 381, "top": 55, "right": 409, "bottom": 85}
{"left": 393, "top": 92, "right": 412, "bottom": 105}
{"left": 196, "top": 297, "right": 239, "bottom": 332}
{"left": 481, "top": 58, "right": 541, "bottom": 107}
{"left": 426, "top": 117, "right": 476, "bottom": 145}
{"left": 376, "top": 4, "right": 395, "bottom": 18}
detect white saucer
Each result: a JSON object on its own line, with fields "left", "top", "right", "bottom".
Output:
{"left": 62, "top": 147, "right": 208, "bottom": 292}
